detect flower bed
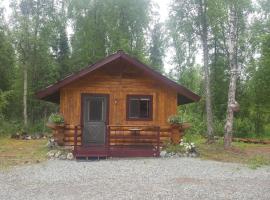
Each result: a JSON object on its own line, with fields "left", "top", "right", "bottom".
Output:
{"left": 161, "top": 139, "right": 199, "bottom": 158}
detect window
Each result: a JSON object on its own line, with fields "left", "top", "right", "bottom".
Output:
{"left": 88, "top": 97, "right": 104, "bottom": 121}
{"left": 127, "top": 95, "right": 153, "bottom": 120}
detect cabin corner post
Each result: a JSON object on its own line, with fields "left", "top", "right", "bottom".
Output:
{"left": 73, "top": 125, "right": 78, "bottom": 156}
{"left": 107, "top": 125, "right": 110, "bottom": 156}
{"left": 157, "top": 126, "right": 160, "bottom": 157}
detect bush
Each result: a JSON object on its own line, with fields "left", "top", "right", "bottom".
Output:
{"left": 164, "top": 138, "right": 197, "bottom": 154}
{"left": 0, "top": 120, "right": 23, "bottom": 136}
{"left": 48, "top": 113, "right": 64, "bottom": 124}
{"left": 234, "top": 118, "right": 255, "bottom": 138}
{"left": 167, "top": 115, "right": 184, "bottom": 125}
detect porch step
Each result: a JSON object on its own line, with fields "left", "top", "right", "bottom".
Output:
{"left": 74, "top": 146, "right": 108, "bottom": 158}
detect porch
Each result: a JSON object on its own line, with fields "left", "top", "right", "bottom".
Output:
{"left": 64, "top": 125, "right": 171, "bottom": 158}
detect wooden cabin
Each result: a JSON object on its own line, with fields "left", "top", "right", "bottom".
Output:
{"left": 36, "top": 51, "right": 200, "bottom": 158}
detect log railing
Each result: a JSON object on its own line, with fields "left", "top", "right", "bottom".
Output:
{"left": 69, "top": 124, "right": 171, "bottom": 157}
{"left": 107, "top": 125, "right": 161, "bottom": 157}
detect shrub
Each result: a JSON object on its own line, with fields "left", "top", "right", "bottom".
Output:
{"left": 48, "top": 113, "right": 64, "bottom": 124}
{"left": 164, "top": 138, "right": 197, "bottom": 154}
{"left": 167, "top": 115, "right": 184, "bottom": 125}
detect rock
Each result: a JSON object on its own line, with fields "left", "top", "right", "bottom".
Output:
{"left": 160, "top": 151, "right": 167, "bottom": 158}
{"left": 59, "top": 154, "right": 67, "bottom": 160}
{"left": 47, "top": 151, "right": 55, "bottom": 158}
{"left": 177, "top": 153, "right": 184, "bottom": 157}
{"left": 190, "top": 153, "right": 195, "bottom": 157}
{"left": 54, "top": 151, "right": 62, "bottom": 158}
{"left": 67, "top": 153, "right": 74, "bottom": 160}
{"left": 47, "top": 138, "right": 57, "bottom": 149}
{"left": 25, "top": 135, "right": 32, "bottom": 140}
{"left": 165, "top": 152, "right": 174, "bottom": 158}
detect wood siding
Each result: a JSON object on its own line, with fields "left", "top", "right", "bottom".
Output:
{"left": 60, "top": 63, "right": 178, "bottom": 143}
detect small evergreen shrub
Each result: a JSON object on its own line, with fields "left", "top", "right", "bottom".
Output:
{"left": 48, "top": 113, "right": 64, "bottom": 124}
{"left": 167, "top": 115, "right": 184, "bottom": 125}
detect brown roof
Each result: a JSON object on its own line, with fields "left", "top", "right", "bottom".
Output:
{"left": 36, "top": 51, "right": 200, "bottom": 104}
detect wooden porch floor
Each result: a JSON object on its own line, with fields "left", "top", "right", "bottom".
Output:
{"left": 74, "top": 145, "right": 159, "bottom": 158}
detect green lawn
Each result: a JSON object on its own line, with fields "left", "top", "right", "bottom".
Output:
{"left": 189, "top": 135, "right": 270, "bottom": 169}
{"left": 0, "top": 137, "right": 48, "bottom": 170}
{"left": 1, "top": 135, "right": 270, "bottom": 170}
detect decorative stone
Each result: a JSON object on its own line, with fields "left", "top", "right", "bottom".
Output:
{"left": 25, "top": 135, "right": 32, "bottom": 140}
{"left": 59, "top": 154, "right": 67, "bottom": 160}
{"left": 67, "top": 153, "right": 74, "bottom": 160}
{"left": 47, "top": 138, "right": 58, "bottom": 149}
{"left": 54, "top": 151, "right": 62, "bottom": 158}
{"left": 47, "top": 151, "right": 55, "bottom": 158}
{"left": 160, "top": 151, "right": 167, "bottom": 158}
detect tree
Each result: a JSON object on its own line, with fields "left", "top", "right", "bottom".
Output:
{"left": 69, "top": 0, "right": 151, "bottom": 69}
{"left": 224, "top": 0, "right": 251, "bottom": 149}
{"left": 0, "top": 14, "right": 15, "bottom": 92}
{"left": 168, "top": 0, "right": 214, "bottom": 142}
{"left": 10, "top": 0, "right": 60, "bottom": 126}
{"left": 149, "top": 22, "right": 165, "bottom": 73}
{"left": 198, "top": 0, "right": 214, "bottom": 142}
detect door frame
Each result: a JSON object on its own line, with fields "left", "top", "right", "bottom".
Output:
{"left": 80, "top": 93, "right": 110, "bottom": 146}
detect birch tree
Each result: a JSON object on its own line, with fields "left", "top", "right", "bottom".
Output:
{"left": 223, "top": 0, "right": 251, "bottom": 149}
{"left": 168, "top": 0, "right": 214, "bottom": 142}
{"left": 198, "top": 0, "right": 214, "bottom": 142}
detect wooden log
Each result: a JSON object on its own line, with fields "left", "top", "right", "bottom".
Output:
{"left": 64, "top": 141, "right": 82, "bottom": 146}
{"left": 232, "top": 137, "right": 270, "bottom": 144}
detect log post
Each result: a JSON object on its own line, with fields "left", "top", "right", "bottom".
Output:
{"left": 156, "top": 126, "right": 160, "bottom": 157}
{"left": 74, "top": 126, "right": 78, "bottom": 156}
{"left": 107, "top": 125, "right": 110, "bottom": 156}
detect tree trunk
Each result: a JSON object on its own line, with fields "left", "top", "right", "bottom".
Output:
{"left": 23, "top": 65, "right": 28, "bottom": 126}
{"left": 199, "top": 0, "right": 214, "bottom": 143}
{"left": 224, "top": 4, "right": 238, "bottom": 149}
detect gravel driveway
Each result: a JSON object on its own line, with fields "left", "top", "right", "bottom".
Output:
{"left": 0, "top": 158, "right": 270, "bottom": 200}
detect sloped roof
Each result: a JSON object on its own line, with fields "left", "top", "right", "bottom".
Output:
{"left": 36, "top": 51, "right": 200, "bottom": 104}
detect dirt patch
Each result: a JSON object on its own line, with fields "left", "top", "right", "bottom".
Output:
{"left": 175, "top": 177, "right": 204, "bottom": 185}
{"left": 244, "top": 146, "right": 270, "bottom": 157}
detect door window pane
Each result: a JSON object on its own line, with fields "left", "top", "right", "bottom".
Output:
{"left": 89, "top": 98, "right": 103, "bottom": 121}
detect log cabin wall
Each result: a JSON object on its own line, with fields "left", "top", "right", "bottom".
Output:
{"left": 60, "top": 60, "right": 178, "bottom": 131}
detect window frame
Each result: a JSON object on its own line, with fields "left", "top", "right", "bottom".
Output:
{"left": 126, "top": 95, "right": 153, "bottom": 121}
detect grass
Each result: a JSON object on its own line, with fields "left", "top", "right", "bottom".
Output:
{"left": 1, "top": 133, "right": 270, "bottom": 170}
{"left": 0, "top": 137, "right": 48, "bottom": 170}
{"left": 182, "top": 133, "right": 270, "bottom": 169}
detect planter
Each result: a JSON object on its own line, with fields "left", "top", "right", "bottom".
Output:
{"left": 170, "top": 123, "right": 191, "bottom": 144}
{"left": 46, "top": 123, "right": 65, "bottom": 146}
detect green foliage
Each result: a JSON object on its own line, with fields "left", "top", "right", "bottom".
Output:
{"left": 164, "top": 143, "right": 185, "bottom": 154}
{"left": 183, "top": 132, "right": 205, "bottom": 144}
{"left": 149, "top": 22, "right": 165, "bottom": 73}
{"left": 0, "top": 120, "right": 24, "bottom": 136}
{"left": 167, "top": 115, "right": 185, "bottom": 125}
{"left": 69, "top": 0, "right": 150, "bottom": 69}
{"left": 248, "top": 155, "right": 270, "bottom": 169}
{"left": 0, "top": 90, "right": 13, "bottom": 119}
{"left": 48, "top": 113, "right": 64, "bottom": 124}
{"left": 0, "top": 0, "right": 268, "bottom": 141}
{"left": 0, "top": 30, "right": 15, "bottom": 91}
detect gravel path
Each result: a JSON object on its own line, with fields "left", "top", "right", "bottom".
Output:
{"left": 0, "top": 158, "right": 270, "bottom": 200}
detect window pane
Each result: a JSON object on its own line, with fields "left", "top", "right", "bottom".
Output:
{"left": 128, "top": 96, "right": 151, "bottom": 119}
{"left": 89, "top": 98, "right": 103, "bottom": 121}
{"left": 139, "top": 100, "right": 149, "bottom": 118}
{"left": 129, "top": 99, "right": 140, "bottom": 118}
